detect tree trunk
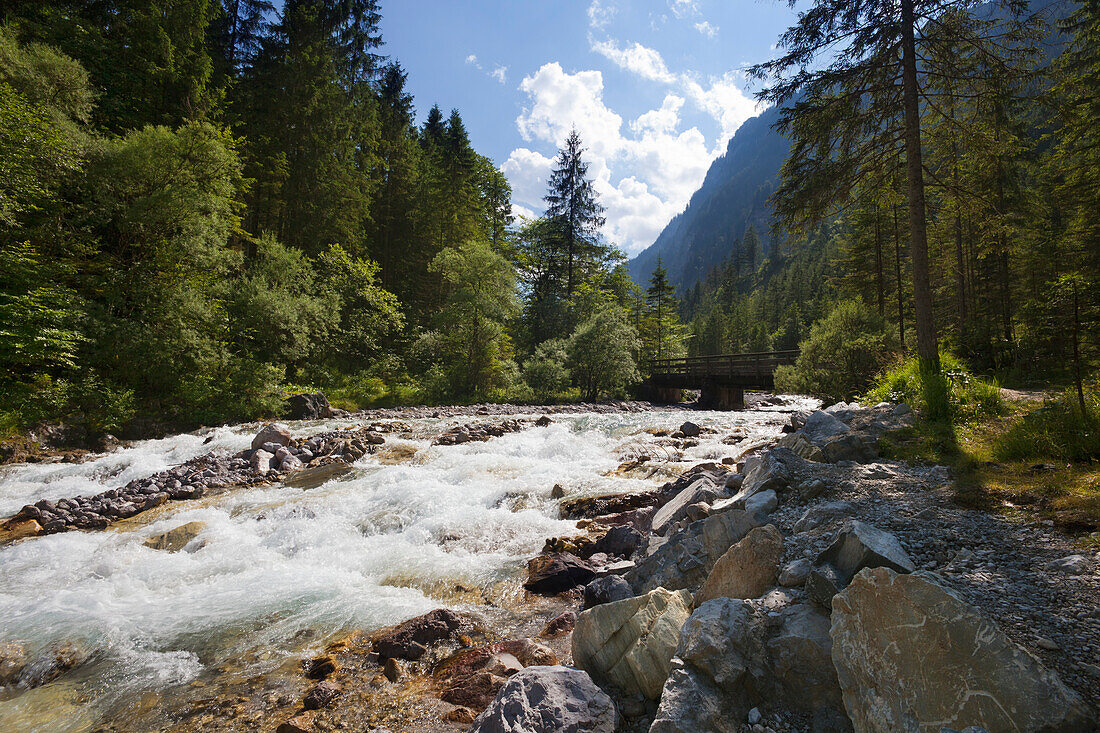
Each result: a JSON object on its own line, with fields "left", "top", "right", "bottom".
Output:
{"left": 1073, "top": 279, "right": 1086, "bottom": 416}
{"left": 900, "top": 0, "right": 939, "bottom": 371}
{"left": 893, "top": 204, "right": 905, "bottom": 348}
{"left": 875, "top": 213, "right": 885, "bottom": 316}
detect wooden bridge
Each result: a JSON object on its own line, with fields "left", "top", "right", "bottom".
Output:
{"left": 645, "top": 350, "right": 800, "bottom": 409}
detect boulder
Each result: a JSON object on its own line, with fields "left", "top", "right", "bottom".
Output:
{"left": 283, "top": 463, "right": 353, "bottom": 489}
{"left": 303, "top": 680, "right": 342, "bottom": 710}
{"left": 470, "top": 665, "right": 617, "bottom": 733}
{"left": 279, "top": 455, "right": 303, "bottom": 472}
{"left": 778, "top": 558, "right": 812, "bottom": 587}
{"left": 767, "top": 604, "right": 849, "bottom": 730}
{"left": 740, "top": 447, "right": 803, "bottom": 495}
{"left": 539, "top": 611, "right": 576, "bottom": 638}
{"left": 524, "top": 553, "right": 596, "bottom": 595}
{"left": 652, "top": 598, "right": 767, "bottom": 729}
{"left": 251, "top": 423, "right": 292, "bottom": 451}
{"left": 793, "top": 501, "right": 855, "bottom": 532}
{"left": 831, "top": 567, "right": 1093, "bottom": 732}
{"left": 651, "top": 478, "right": 720, "bottom": 536}
{"left": 572, "top": 587, "right": 693, "bottom": 699}
{"left": 434, "top": 639, "right": 557, "bottom": 711}
{"left": 250, "top": 449, "right": 275, "bottom": 473}
{"left": 143, "top": 521, "right": 206, "bottom": 552}
{"left": 0, "top": 642, "right": 27, "bottom": 686}
{"left": 679, "top": 421, "right": 702, "bottom": 437}
{"left": 0, "top": 518, "right": 43, "bottom": 543}
{"left": 1045, "top": 554, "right": 1088, "bottom": 574}
{"left": 583, "top": 575, "right": 634, "bottom": 609}
{"left": 816, "top": 520, "right": 915, "bottom": 580}
{"left": 801, "top": 410, "right": 851, "bottom": 444}
{"left": 284, "top": 392, "right": 333, "bottom": 420}
{"left": 591, "top": 524, "right": 643, "bottom": 558}
{"left": 373, "top": 608, "right": 470, "bottom": 661}
{"left": 696, "top": 524, "right": 783, "bottom": 604}
{"left": 626, "top": 509, "right": 761, "bottom": 594}
{"left": 744, "top": 489, "right": 777, "bottom": 518}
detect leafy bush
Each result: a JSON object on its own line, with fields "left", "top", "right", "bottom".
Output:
{"left": 567, "top": 307, "right": 641, "bottom": 401}
{"left": 523, "top": 339, "right": 570, "bottom": 402}
{"left": 864, "top": 351, "right": 1005, "bottom": 421}
{"left": 990, "top": 383, "right": 1100, "bottom": 462}
{"left": 774, "top": 300, "right": 901, "bottom": 401}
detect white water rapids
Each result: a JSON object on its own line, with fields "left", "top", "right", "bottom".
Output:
{"left": 0, "top": 404, "right": 812, "bottom": 731}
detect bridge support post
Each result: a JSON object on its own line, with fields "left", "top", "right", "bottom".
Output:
{"left": 699, "top": 383, "right": 744, "bottom": 410}
{"left": 652, "top": 386, "right": 683, "bottom": 404}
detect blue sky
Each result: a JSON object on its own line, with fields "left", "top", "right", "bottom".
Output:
{"left": 381, "top": 1, "right": 797, "bottom": 256}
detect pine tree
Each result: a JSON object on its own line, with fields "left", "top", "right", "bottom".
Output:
{"left": 544, "top": 128, "right": 608, "bottom": 300}
{"left": 643, "top": 258, "right": 686, "bottom": 362}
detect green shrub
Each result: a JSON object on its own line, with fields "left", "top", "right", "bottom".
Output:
{"left": 775, "top": 300, "right": 901, "bottom": 401}
{"left": 864, "top": 351, "right": 1006, "bottom": 421}
{"left": 990, "top": 383, "right": 1100, "bottom": 462}
{"left": 567, "top": 307, "right": 641, "bottom": 401}
{"left": 523, "top": 339, "right": 570, "bottom": 402}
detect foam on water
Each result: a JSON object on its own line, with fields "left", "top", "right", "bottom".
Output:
{"left": 0, "top": 406, "right": 811, "bottom": 731}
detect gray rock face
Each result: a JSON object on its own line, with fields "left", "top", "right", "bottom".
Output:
{"left": 741, "top": 448, "right": 798, "bottom": 495}
{"left": 797, "top": 410, "right": 878, "bottom": 463}
{"left": 801, "top": 410, "right": 852, "bottom": 444}
{"left": 744, "top": 489, "right": 777, "bottom": 518}
{"left": 470, "top": 665, "right": 618, "bottom": 733}
{"left": 831, "top": 567, "right": 1094, "bottom": 733}
{"left": 651, "top": 478, "right": 720, "bottom": 536}
{"left": 653, "top": 598, "right": 851, "bottom": 733}
{"left": 626, "top": 509, "right": 762, "bottom": 594}
{"left": 696, "top": 524, "right": 784, "bottom": 604}
{"left": 583, "top": 575, "right": 634, "bottom": 609}
{"left": 572, "top": 587, "right": 693, "bottom": 700}
{"left": 251, "top": 423, "right": 292, "bottom": 451}
{"left": 817, "top": 520, "right": 915, "bottom": 579}
{"left": 793, "top": 501, "right": 855, "bottom": 532}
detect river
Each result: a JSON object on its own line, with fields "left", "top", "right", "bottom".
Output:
{"left": 0, "top": 404, "right": 811, "bottom": 731}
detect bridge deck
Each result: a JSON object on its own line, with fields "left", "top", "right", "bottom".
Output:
{"left": 647, "top": 350, "right": 799, "bottom": 389}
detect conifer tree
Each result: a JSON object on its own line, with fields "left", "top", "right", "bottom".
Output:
{"left": 544, "top": 128, "right": 608, "bottom": 300}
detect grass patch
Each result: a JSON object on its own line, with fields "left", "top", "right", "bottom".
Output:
{"left": 864, "top": 351, "right": 1006, "bottom": 421}
{"left": 870, "top": 371, "right": 1100, "bottom": 540}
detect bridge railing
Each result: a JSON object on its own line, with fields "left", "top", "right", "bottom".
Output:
{"left": 646, "top": 350, "right": 800, "bottom": 381}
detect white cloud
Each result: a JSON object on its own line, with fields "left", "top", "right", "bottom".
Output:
{"left": 681, "top": 70, "right": 762, "bottom": 144}
{"left": 491, "top": 65, "right": 508, "bottom": 84}
{"left": 694, "top": 20, "right": 718, "bottom": 38}
{"left": 587, "top": 0, "right": 617, "bottom": 29}
{"left": 667, "top": 0, "right": 698, "bottom": 19}
{"left": 509, "top": 64, "right": 723, "bottom": 255}
{"left": 590, "top": 38, "right": 677, "bottom": 84}
{"left": 465, "top": 54, "right": 480, "bottom": 68}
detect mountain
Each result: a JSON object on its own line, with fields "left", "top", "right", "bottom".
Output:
{"left": 627, "top": 104, "right": 789, "bottom": 291}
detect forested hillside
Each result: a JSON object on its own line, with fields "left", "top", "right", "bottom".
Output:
{"left": 627, "top": 105, "right": 789, "bottom": 292}
{"left": 0, "top": 1, "right": 679, "bottom": 442}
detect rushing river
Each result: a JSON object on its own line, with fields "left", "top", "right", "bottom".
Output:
{"left": 0, "top": 404, "right": 811, "bottom": 731}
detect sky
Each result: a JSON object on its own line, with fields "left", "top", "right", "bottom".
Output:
{"left": 381, "top": 0, "right": 798, "bottom": 257}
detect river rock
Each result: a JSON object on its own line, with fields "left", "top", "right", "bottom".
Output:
{"left": 250, "top": 449, "right": 275, "bottom": 473}
{"left": 679, "top": 421, "right": 702, "bottom": 437}
{"left": 0, "top": 642, "right": 27, "bottom": 685}
{"left": 283, "top": 462, "right": 353, "bottom": 489}
{"left": 524, "top": 553, "right": 596, "bottom": 595}
{"left": 539, "top": 611, "right": 576, "bottom": 638}
{"left": 470, "top": 665, "right": 617, "bottom": 733}
{"left": 831, "top": 567, "right": 1094, "bottom": 732}
{"left": 572, "top": 587, "right": 693, "bottom": 699}
{"left": 279, "top": 454, "right": 303, "bottom": 472}
{"left": 584, "top": 575, "right": 634, "bottom": 609}
{"left": 651, "top": 478, "right": 720, "bottom": 536}
{"left": 592, "top": 524, "right": 643, "bottom": 558}
{"left": 1044, "top": 554, "right": 1089, "bottom": 574}
{"left": 626, "top": 509, "right": 761, "bottom": 594}
{"left": 143, "top": 521, "right": 207, "bottom": 552}
{"left": 799, "top": 410, "right": 877, "bottom": 463}
{"left": 741, "top": 447, "right": 801, "bottom": 495}
{"left": 284, "top": 392, "right": 333, "bottom": 420}
{"left": 303, "top": 680, "right": 342, "bottom": 710}
{"left": 0, "top": 518, "right": 43, "bottom": 543}
{"left": 373, "top": 608, "right": 470, "bottom": 661}
{"left": 696, "top": 524, "right": 783, "bottom": 604}
{"left": 251, "top": 423, "right": 292, "bottom": 451}
{"left": 779, "top": 558, "right": 812, "bottom": 587}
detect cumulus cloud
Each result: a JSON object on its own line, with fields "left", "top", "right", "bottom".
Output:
{"left": 694, "top": 20, "right": 718, "bottom": 37}
{"left": 590, "top": 38, "right": 677, "bottom": 84}
{"left": 508, "top": 64, "right": 725, "bottom": 255}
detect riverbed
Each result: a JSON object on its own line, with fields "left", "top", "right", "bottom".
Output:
{"left": 0, "top": 403, "right": 812, "bottom": 731}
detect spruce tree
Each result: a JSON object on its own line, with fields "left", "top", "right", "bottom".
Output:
{"left": 544, "top": 128, "right": 608, "bottom": 300}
